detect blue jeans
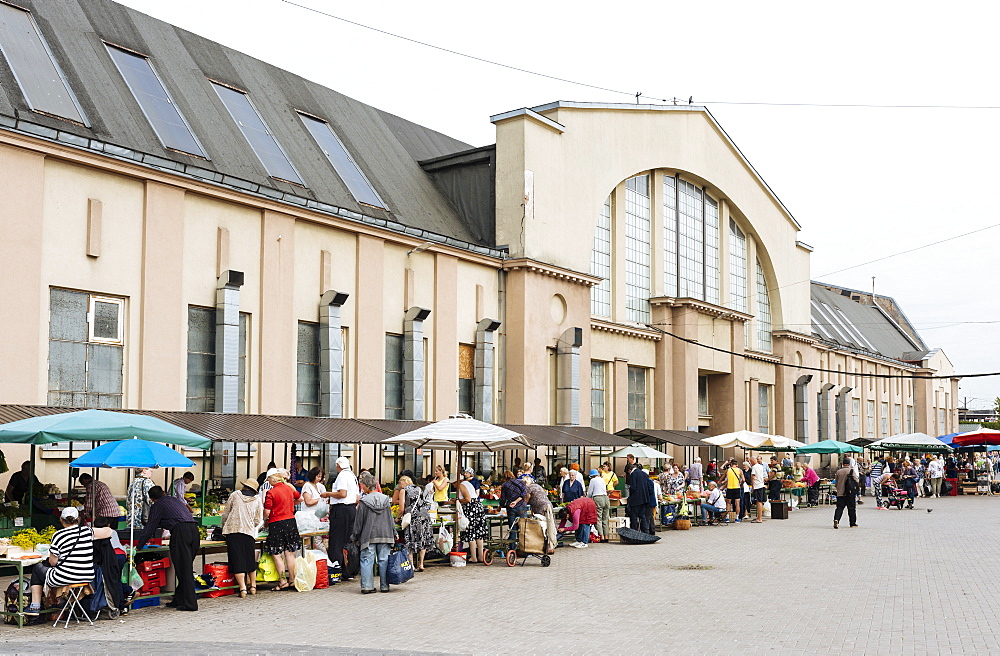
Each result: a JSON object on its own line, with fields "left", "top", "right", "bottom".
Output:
{"left": 359, "top": 543, "right": 391, "bottom": 591}
{"left": 702, "top": 504, "right": 725, "bottom": 521}
{"left": 575, "top": 524, "right": 591, "bottom": 544}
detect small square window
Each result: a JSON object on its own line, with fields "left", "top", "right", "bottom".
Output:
{"left": 89, "top": 296, "right": 123, "bottom": 344}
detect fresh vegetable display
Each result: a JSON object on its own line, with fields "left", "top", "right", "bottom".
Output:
{"left": 10, "top": 526, "right": 56, "bottom": 551}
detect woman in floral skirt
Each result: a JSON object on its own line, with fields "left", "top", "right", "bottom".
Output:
{"left": 263, "top": 468, "right": 301, "bottom": 591}
{"left": 394, "top": 475, "right": 434, "bottom": 571}
{"left": 458, "top": 467, "right": 488, "bottom": 564}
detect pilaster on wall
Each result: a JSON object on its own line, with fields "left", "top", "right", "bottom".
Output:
{"left": 613, "top": 357, "right": 629, "bottom": 432}
{"left": 712, "top": 319, "right": 747, "bottom": 434}
{"left": 671, "top": 307, "right": 700, "bottom": 431}
{"left": 432, "top": 253, "right": 458, "bottom": 420}
{"left": 0, "top": 146, "right": 45, "bottom": 404}
{"left": 355, "top": 235, "right": 384, "bottom": 418}
{"left": 912, "top": 372, "right": 936, "bottom": 434}
{"left": 258, "top": 210, "right": 296, "bottom": 414}
{"left": 138, "top": 181, "right": 186, "bottom": 409}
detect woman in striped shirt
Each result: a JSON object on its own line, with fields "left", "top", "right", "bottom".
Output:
{"left": 25, "top": 506, "right": 114, "bottom": 615}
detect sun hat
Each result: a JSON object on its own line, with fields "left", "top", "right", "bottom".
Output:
{"left": 240, "top": 478, "right": 259, "bottom": 491}
{"left": 61, "top": 506, "right": 79, "bottom": 520}
{"left": 335, "top": 456, "right": 351, "bottom": 470}
{"left": 589, "top": 469, "right": 600, "bottom": 477}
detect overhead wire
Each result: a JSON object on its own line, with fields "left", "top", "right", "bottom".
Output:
{"left": 645, "top": 325, "right": 1000, "bottom": 380}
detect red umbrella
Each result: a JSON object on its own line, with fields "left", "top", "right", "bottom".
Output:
{"left": 952, "top": 428, "right": 1000, "bottom": 447}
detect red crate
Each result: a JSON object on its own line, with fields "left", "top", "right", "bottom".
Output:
{"left": 140, "top": 557, "right": 170, "bottom": 572}
{"left": 141, "top": 569, "right": 167, "bottom": 589}
{"left": 138, "top": 584, "right": 160, "bottom": 596}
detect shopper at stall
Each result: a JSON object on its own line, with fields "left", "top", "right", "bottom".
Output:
{"left": 802, "top": 462, "right": 820, "bottom": 508}
{"left": 353, "top": 470, "right": 395, "bottom": 593}
{"left": 586, "top": 468, "right": 610, "bottom": 541}
{"left": 701, "top": 481, "right": 726, "bottom": 524}
{"left": 558, "top": 494, "right": 597, "bottom": 547}
{"left": 263, "top": 469, "right": 301, "bottom": 592}
{"left": 500, "top": 469, "right": 529, "bottom": 528}
{"left": 525, "top": 478, "right": 557, "bottom": 554}
{"left": 221, "top": 478, "right": 264, "bottom": 597}
{"left": 724, "top": 459, "right": 743, "bottom": 523}
{"left": 78, "top": 473, "right": 120, "bottom": 527}
{"left": 626, "top": 463, "right": 655, "bottom": 534}
{"left": 833, "top": 457, "right": 859, "bottom": 529}
{"left": 323, "top": 456, "right": 359, "bottom": 580}
{"left": 927, "top": 455, "right": 944, "bottom": 498}
{"left": 171, "top": 472, "right": 195, "bottom": 499}
{"left": 459, "top": 467, "right": 488, "bottom": 564}
{"left": 394, "top": 474, "right": 433, "bottom": 572}
{"left": 750, "top": 456, "right": 767, "bottom": 522}
{"left": 871, "top": 456, "right": 888, "bottom": 506}
{"left": 767, "top": 457, "right": 783, "bottom": 503}
{"left": 561, "top": 469, "right": 585, "bottom": 504}
{"left": 4, "top": 460, "right": 40, "bottom": 504}
{"left": 299, "top": 467, "right": 328, "bottom": 517}
{"left": 136, "top": 486, "right": 200, "bottom": 611}
{"left": 24, "top": 506, "right": 115, "bottom": 615}
{"left": 125, "top": 467, "right": 155, "bottom": 529}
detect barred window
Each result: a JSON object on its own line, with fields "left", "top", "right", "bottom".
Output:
{"left": 590, "top": 196, "right": 612, "bottom": 317}
{"left": 591, "top": 361, "right": 607, "bottom": 431}
{"left": 186, "top": 307, "right": 248, "bottom": 413}
{"left": 758, "top": 384, "right": 771, "bottom": 434}
{"left": 755, "top": 260, "right": 772, "bottom": 352}
{"left": 627, "top": 366, "right": 647, "bottom": 429}
{"left": 663, "top": 176, "right": 677, "bottom": 297}
{"left": 296, "top": 322, "right": 320, "bottom": 417}
{"left": 384, "top": 334, "right": 404, "bottom": 419}
{"left": 729, "top": 220, "right": 747, "bottom": 312}
{"left": 624, "top": 175, "right": 651, "bottom": 323}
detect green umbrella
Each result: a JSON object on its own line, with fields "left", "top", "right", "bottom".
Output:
{"left": 0, "top": 409, "right": 211, "bottom": 449}
{"left": 794, "top": 439, "right": 863, "bottom": 455}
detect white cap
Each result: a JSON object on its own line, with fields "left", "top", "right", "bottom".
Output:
{"left": 61, "top": 506, "right": 79, "bottom": 520}
{"left": 336, "top": 456, "right": 351, "bottom": 470}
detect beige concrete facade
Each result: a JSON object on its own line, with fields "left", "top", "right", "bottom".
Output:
{"left": 0, "top": 101, "right": 959, "bottom": 490}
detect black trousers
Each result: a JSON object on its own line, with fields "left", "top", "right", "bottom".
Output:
{"left": 169, "top": 522, "right": 200, "bottom": 611}
{"left": 833, "top": 495, "right": 857, "bottom": 526}
{"left": 628, "top": 505, "right": 654, "bottom": 534}
{"left": 328, "top": 504, "right": 356, "bottom": 573}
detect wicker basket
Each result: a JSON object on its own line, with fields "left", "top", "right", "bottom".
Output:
{"left": 674, "top": 517, "right": 691, "bottom": 530}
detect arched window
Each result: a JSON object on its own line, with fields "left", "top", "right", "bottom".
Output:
{"left": 663, "top": 174, "right": 720, "bottom": 304}
{"left": 756, "top": 259, "right": 772, "bottom": 351}
{"left": 729, "top": 220, "right": 747, "bottom": 312}
{"left": 590, "top": 196, "right": 612, "bottom": 317}
{"left": 624, "top": 175, "right": 651, "bottom": 323}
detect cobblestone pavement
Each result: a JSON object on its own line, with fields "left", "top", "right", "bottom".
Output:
{"left": 5, "top": 496, "right": 1000, "bottom": 655}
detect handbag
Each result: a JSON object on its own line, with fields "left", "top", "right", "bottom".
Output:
{"left": 400, "top": 512, "right": 412, "bottom": 530}
{"left": 385, "top": 547, "right": 414, "bottom": 585}
{"left": 456, "top": 501, "right": 469, "bottom": 531}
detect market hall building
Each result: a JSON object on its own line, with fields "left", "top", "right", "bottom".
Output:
{"left": 0, "top": 0, "right": 959, "bottom": 489}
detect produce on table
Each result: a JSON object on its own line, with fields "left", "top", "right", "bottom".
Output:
{"left": 10, "top": 526, "right": 56, "bottom": 551}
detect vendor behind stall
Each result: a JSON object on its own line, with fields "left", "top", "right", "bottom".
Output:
{"left": 171, "top": 472, "right": 195, "bottom": 499}
{"left": 5, "top": 460, "right": 40, "bottom": 503}
{"left": 79, "top": 473, "right": 120, "bottom": 528}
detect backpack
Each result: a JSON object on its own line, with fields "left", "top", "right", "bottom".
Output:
{"left": 4, "top": 580, "right": 29, "bottom": 625}
{"left": 844, "top": 473, "right": 859, "bottom": 497}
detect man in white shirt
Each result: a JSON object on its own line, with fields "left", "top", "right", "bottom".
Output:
{"left": 586, "top": 469, "right": 610, "bottom": 541}
{"left": 322, "top": 456, "right": 359, "bottom": 579}
{"left": 750, "top": 456, "right": 767, "bottom": 523}
{"left": 701, "top": 481, "right": 726, "bottom": 524}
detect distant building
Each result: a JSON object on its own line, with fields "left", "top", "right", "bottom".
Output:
{"left": 0, "top": 0, "right": 958, "bottom": 488}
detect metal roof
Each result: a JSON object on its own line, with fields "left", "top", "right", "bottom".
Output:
{"left": 810, "top": 283, "right": 923, "bottom": 360}
{"left": 0, "top": 0, "right": 484, "bottom": 246}
{"left": 617, "top": 428, "right": 709, "bottom": 448}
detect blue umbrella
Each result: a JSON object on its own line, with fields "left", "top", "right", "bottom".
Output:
{"left": 70, "top": 438, "right": 196, "bottom": 469}
{"left": 0, "top": 410, "right": 211, "bottom": 449}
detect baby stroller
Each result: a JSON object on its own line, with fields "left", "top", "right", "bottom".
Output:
{"left": 884, "top": 486, "right": 908, "bottom": 510}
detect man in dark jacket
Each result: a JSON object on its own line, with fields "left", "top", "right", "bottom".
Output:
{"left": 626, "top": 463, "right": 656, "bottom": 534}
{"left": 352, "top": 470, "right": 395, "bottom": 594}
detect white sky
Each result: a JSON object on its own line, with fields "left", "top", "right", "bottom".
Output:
{"left": 116, "top": 0, "right": 1000, "bottom": 410}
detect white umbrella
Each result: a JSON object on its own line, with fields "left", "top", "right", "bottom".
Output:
{"left": 701, "top": 431, "right": 802, "bottom": 450}
{"left": 603, "top": 443, "right": 673, "bottom": 459}
{"left": 380, "top": 415, "right": 531, "bottom": 480}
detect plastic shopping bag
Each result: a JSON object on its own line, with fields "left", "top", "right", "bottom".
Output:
{"left": 121, "top": 563, "right": 143, "bottom": 592}
{"left": 386, "top": 548, "right": 414, "bottom": 585}
{"left": 295, "top": 509, "right": 325, "bottom": 533}
{"left": 293, "top": 551, "right": 317, "bottom": 592}
{"left": 256, "top": 552, "right": 280, "bottom": 582}
{"left": 435, "top": 525, "right": 453, "bottom": 555}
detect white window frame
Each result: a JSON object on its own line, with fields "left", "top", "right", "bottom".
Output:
{"left": 87, "top": 296, "right": 124, "bottom": 345}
